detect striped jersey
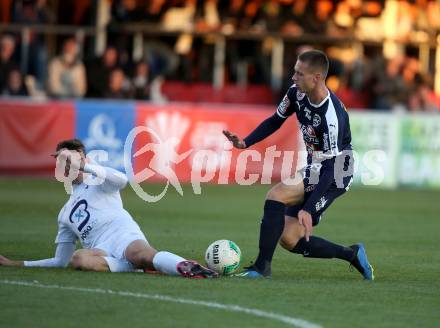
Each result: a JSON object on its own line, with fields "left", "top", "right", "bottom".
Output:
{"left": 277, "top": 84, "right": 352, "bottom": 164}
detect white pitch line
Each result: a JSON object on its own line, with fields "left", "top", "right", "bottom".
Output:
{"left": 0, "top": 279, "right": 322, "bottom": 328}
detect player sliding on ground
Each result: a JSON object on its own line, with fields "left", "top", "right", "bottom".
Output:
{"left": 0, "top": 139, "right": 218, "bottom": 279}
{"left": 223, "top": 50, "right": 374, "bottom": 280}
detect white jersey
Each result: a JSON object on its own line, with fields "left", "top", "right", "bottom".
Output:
{"left": 55, "top": 164, "right": 141, "bottom": 249}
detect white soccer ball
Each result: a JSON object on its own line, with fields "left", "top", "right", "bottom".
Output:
{"left": 205, "top": 239, "right": 241, "bottom": 275}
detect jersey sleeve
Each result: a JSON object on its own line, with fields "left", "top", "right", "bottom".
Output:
{"left": 83, "top": 163, "right": 128, "bottom": 193}
{"left": 276, "top": 85, "right": 299, "bottom": 118}
{"left": 55, "top": 221, "right": 77, "bottom": 244}
{"left": 24, "top": 242, "right": 76, "bottom": 268}
{"left": 243, "top": 113, "right": 286, "bottom": 148}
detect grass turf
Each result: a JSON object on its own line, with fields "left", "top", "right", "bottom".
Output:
{"left": 0, "top": 178, "right": 439, "bottom": 328}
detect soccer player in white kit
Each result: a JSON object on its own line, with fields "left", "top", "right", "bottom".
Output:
{"left": 0, "top": 139, "right": 217, "bottom": 278}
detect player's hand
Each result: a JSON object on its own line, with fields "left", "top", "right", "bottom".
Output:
{"left": 0, "top": 255, "right": 23, "bottom": 267}
{"left": 55, "top": 150, "right": 82, "bottom": 171}
{"left": 298, "top": 210, "right": 313, "bottom": 242}
{"left": 223, "top": 130, "right": 246, "bottom": 149}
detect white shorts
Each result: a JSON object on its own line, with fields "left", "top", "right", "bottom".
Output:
{"left": 93, "top": 221, "right": 149, "bottom": 261}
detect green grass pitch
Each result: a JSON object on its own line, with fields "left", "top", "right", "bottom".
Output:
{"left": 1, "top": 178, "right": 439, "bottom": 328}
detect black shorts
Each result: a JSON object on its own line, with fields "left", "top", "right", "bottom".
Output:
{"left": 285, "top": 169, "right": 353, "bottom": 226}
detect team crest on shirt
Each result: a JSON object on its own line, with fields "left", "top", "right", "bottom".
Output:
{"left": 313, "top": 114, "right": 321, "bottom": 127}
{"left": 278, "top": 95, "right": 290, "bottom": 115}
{"left": 296, "top": 90, "right": 305, "bottom": 100}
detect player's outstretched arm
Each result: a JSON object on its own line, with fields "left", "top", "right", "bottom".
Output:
{"left": 223, "top": 130, "right": 247, "bottom": 149}
{"left": 0, "top": 242, "right": 76, "bottom": 268}
{"left": 224, "top": 113, "right": 286, "bottom": 149}
{"left": 0, "top": 255, "right": 24, "bottom": 267}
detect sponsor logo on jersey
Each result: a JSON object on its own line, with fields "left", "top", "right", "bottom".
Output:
{"left": 313, "top": 114, "right": 321, "bottom": 127}
{"left": 300, "top": 124, "right": 320, "bottom": 154}
{"left": 323, "top": 133, "right": 329, "bottom": 152}
{"left": 303, "top": 107, "right": 312, "bottom": 120}
{"left": 296, "top": 90, "right": 305, "bottom": 100}
{"left": 80, "top": 225, "right": 93, "bottom": 241}
{"left": 277, "top": 95, "right": 290, "bottom": 115}
{"left": 328, "top": 122, "right": 338, "bottom": 151}
{"left": 68, "top": 199, "right": 96, "bottom": 241}
{"left": 329, "top": 130, "right": 337, "bottom": 150}
{"left": 300, "top": 124, "right": 319, "bottom": 144}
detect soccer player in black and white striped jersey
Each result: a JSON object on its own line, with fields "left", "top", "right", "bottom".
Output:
{"left": 224, "top": 50, "right": 374, "bottom": 280}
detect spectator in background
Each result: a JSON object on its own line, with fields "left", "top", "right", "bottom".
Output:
{"left": 221, "top": 0, "right": 246, "bottom": 83}
{"left": 222, "top": 0, "right": 269, "bottom": 85}
{"left": 48, "top": 38, "right": 86, "bottom": 98}
{"left": 219, "top": 0, "right": 245, "bottom": 30}
{"left": 111, "top": 0, "right": 146, "bottom": 23}
{"left": 1, "top": 68, "right": 28, "bottom": 97}
{"left": 408, "top": 73, "right": 439, "bottom": 112}
{"left": 370, "top": 56, "right": 408, "bottom": 110}
{"left": 132, "top": 61, "right": 151, "bottom": 100}
{"left": 12, "top": 0, "right": 55, "bottom": 87}
{"left": 0, "top": 35, "right": 18, "bottom": 92}
{"left": 105, "top": 68, "right": 131, "bottom": 99}
{"left": 86, "top": 46, "right": 119, "bottom": 98}
{"left": 193, "top": 0, "right": 221, "bottom": 82}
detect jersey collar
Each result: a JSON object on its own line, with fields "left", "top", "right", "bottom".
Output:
{"left": 308, "top": 89, "right": 330, "bottom": 108}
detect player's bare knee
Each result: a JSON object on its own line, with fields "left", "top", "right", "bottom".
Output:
{"left": 89, "top": 261, "right": 109, "bottom": 272}
{"left": 279, "top": 217, "right": 305, "bottom": 250}
{"left": 69, "top": 251, "right": 85, "bottom": 270}
{"left": 279, "top": 234, "right": 300, "bottom": 250}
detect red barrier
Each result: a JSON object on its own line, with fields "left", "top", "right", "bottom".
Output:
{"left": 0, "top": 101, "right": 75, "bottom": 174}
{"left": 134, "top": 103, "right": 299, "bottom": 184}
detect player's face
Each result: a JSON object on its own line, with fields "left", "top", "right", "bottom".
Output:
{"left": 292, "top": 60, "right": 319, "bottom": 93}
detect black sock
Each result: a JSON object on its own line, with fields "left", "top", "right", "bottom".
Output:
{"left": 253, "top": 200, "right": 285, "bottom": 275}
{"left": 291, "top": 236, "right": 355, "bottom": 262}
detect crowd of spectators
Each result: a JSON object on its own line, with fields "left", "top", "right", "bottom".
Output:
{"left": 0, "top": 0, "right": 439, "bottom": 111}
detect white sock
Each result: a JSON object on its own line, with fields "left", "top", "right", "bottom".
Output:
{"left": 152, "top": 251, "right": 186, "bottom": 275}
{"left": 103, "top": 257, "right": 135, "bottom": 272}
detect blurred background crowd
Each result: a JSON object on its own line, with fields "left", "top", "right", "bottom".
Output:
{"left": 1, "top": 0, "right": 440, "bottom": 111}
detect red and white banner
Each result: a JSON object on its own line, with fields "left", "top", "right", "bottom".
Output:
{"left": 0, "top": 101, "right": 75, "bottom": 174}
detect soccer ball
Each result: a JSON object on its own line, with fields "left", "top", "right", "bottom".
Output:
{"left": 205, "top": 240, "right": 241, "bottom": 275}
